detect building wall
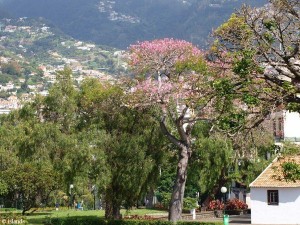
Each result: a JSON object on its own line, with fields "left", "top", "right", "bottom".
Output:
{"left": 251, "top": 187, "right": 300, "bottom": 224}
{"left": 284, "top": 111, "right": 300, "bottom": 142}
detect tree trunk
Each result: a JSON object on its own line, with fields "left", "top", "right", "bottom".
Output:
{"left": 112, "top": 205, "right": 122, "bottom": 219}
{"left": 146, "top": 188, "right": 155, "bottom": 208}
{"left": 104, "top": 187, "right": 122, "bottom": 220}
{"left": 104, "top": 189, "right": 114, "bottom": 219}
{"left": 105, "top": 198, "right": 121, "bottom": 220}
{"left": 168, "top": 146, "right": 189, "bottom": 222}
{"left": 104, "top": 196, "right": 113, "bottom": 219}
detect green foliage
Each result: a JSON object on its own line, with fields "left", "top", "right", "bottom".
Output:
{"left": 189, "top": 130, "right": 233, "bottom": 196}
{"left": 213, "top": 13, "right": 253, "bottom": 45}
{"left": 0, "top": 68, "right": 164, "bottom": 217}
{"left": 103, "top": 110, "right": 166, "bottom": 214}
{"left": 2, "top": 162, "right": 59, "bottom": 214}
{"left": 242, "top": 93, "right": 259, "bottom": 106}
{"left": 48, "top": 217, "right": 222, "bottom": 225}
{"left": 213, "top": 0, "right": 300, "bottom": 114}
{"left": 217, "top": 112, "right": 246, "bottom": 131}
{"left": 0, "top": 213, "right": 27, "bottom": 224}
{"left": 183, "top": 197, "right": 198, "bottom": 210}
{"left": 43, "top": 67, "right": 78, "bottom": 133}
{"left": 1, "top": 61, "right": 22, "bottom": 76}
{"left": 232, "top": 50, "right": 256, "bottom": 78}
{"left": 263, "top": 32, "right": 275, "bottom": 44}
{"left": 175, "top": 57, "right": 208, "bottom": 75}
{"left": 263, "top": 19, "right": 277, "bottom": 31}
{"left": 213, "top": 79, "right": 234, "bottom": 96}
{"left": 0, "top": 69, "right": 109, "bottom": 212}
{"left": 238, "top": 158, "right": 270, "bottom": 188}
{"left": 281, "top": 142, "right": 300, "bottom": 156}
{"left": 78, "top": 78, "right": 166, "bottom": 217}
{"left": 0, "top": 179, "right": 8, "bottom": 196}
{"left": 213, "top": 78, "right": 236, "bottom": 114}
{"left": 158, "top": 192, "right": 171, "bottom": 209}
{"left": 282, "top": 161, "right": 300, "bottom": 182}
{"left": 0, "top": 17, "right": 123, "bottom": 88}
{"left": 287, "top": 102, "right": 300, "bottom": 113}
{"left": 156, "top": 150, "right": 178, "bottom": 199}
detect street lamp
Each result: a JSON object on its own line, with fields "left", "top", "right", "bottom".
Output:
{"left": 0, "top": 155, "right": 3, "bottom": 208}
{"left": 221, "top": 186, "right": 227, "bottom": 203}
{"left": 92, "top": 185, "right": 96, "bottom": 210}
{"left": 221, "top": 187, "right": 228, "bottom": 225}
{"left": 69, "top": 184, "right": 74, "bottom": 209}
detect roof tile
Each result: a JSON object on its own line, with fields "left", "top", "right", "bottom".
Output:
{"left": 250, "top": 155, "right": 300, "bottom": 188}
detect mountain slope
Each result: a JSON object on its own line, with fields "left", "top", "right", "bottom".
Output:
{"left": 0, "top": 17, "right": 122, "bottom": 87}
{"left": 1, "top": 0, "right": 267, "bottom": 49}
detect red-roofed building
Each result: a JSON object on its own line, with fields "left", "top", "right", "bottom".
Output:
{"left": 250, "top": 155, "right": 300, "bottom": 224}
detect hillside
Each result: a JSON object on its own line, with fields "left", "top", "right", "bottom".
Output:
{"left": 0, "top": 17, "right": 124, "bottom": 96}
{"left": 1, "top": 0, "right": 267, "bottom": 49}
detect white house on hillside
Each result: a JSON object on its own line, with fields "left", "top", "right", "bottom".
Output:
{"left": 272, "top": 110, "right": 300, "bottom": 144}
{"left": 250, "top": 155, "right": 300, "bottom": 224}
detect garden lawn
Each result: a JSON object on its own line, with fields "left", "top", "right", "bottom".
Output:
{"left": 26, "top": 209, "right": 168, "bottom": 225}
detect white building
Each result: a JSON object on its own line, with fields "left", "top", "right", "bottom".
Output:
{"left": 272, "top": 110, "right": 300, "bottom": 144}
{"left": 250, "top": 155, "right": 300, "bottom": 224}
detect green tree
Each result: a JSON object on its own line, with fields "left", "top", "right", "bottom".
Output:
{"left": 1, "top": 61, "right": 22, "bottom": 76}
{"left": 43, "top": 67, "right": 78, "bottom": 133}
{"left": 213, "top": 1, "right": 300, "bottom": 112}
{"left": 127, "top": 38, "right": 212, "bottom": 222}
{"left": 0, "top": 70, "right": 109, "bottom": 210}
{"left": 186, "top": 120, "right": 275, "bottom": 206}
{"left": 78, "top": 79, "right": 166, "bottom": 219}
{"left": 2, "top": 162, "right": 59, "bottom": 214}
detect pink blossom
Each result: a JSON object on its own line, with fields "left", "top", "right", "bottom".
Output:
{"left": 128, "top": 39, "right": 207, "bottom": 102}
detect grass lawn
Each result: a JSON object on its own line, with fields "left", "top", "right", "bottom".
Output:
{"left": 23, "top": 208, "right": 168, "bottom": 225}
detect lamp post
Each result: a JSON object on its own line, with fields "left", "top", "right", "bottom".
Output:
{"left": 92, "top": 185, "right": 96, "bottom": 210}
{"left": 221, "top": 187, "right": 227, "bottom": 202}
{"left": 221, "top": 186, "right": 228, "bottom": 225}
{"left": 0, "top": 155, "right": 3, "bottom": 207}
{"left": 69, "top": 184, "right": 74, "bottom": 209}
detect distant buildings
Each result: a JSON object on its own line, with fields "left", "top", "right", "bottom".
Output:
{"left": 271, "top": 110, "right": 300, "bottom": 145}
{"left": 0, "top": 95, "right": 20, "bottom": 114}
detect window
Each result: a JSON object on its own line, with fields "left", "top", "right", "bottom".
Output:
{"left": 267, "top": 190, "right": 279, "bottom": 205}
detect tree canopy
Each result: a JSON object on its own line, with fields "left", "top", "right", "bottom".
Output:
{"left": 213, "top": 0, "right": 300, "bottom": 112}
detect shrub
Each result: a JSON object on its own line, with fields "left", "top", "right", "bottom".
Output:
{"left": 225, "top": 199, "right": 248, "bottom": 210}
{"left": 207, "top": 200, "right": 224, "bottom": 210}
{"left": 47, "top": 217, "right": 223, "bottom": 225}
{"left": 0, "top": 212, "right": 27, "bottom": 224}
{"left": 123, "top": 215, "right": 157, "bottom": 220}
{"left": 0, "top": 208, "right": 17, "bottom": 212}
{"left": 183, "top": 197, "right": 198, "bottom": 210}
{"left": 160, "top": 192, "right": 171, "bottom": 209}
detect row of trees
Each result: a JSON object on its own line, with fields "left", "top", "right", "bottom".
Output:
{"left": 0, "top": 68, "right": 168, "bottom": 217}
{"left": 0, "top": 63, "right": 273, "bottom": 219}
{"left": 0, "top": 0, "right": 299, "bottom": 222}
{"left": 126, "top": 0, "right": 300, "bottom": 221}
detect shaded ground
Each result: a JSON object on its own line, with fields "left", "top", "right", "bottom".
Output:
{"left": 203, "top": 214, "right": 287, "bottom": 225}
{"left": 228, "top": 214, "right": 251, "bottom": 225}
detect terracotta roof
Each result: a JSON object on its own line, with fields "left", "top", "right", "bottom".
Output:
{"left": 250, "top": 155, "right": 300, "bottom": 188}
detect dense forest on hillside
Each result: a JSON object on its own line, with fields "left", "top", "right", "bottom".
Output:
{"left": 0, "top": 0, "right": 267, "bottom": 49}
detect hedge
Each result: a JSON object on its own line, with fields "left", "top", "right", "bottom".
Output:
{"left": 0, "top": 208, "right": 17, "bottom": 212}
{"left": 46, "top": 217, "right": 223, "bottom": 225}
{"left": 0, "top": 213, "right": 27, "bottom": 224}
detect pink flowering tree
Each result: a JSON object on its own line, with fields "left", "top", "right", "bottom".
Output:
{"left": 127, "top": 38, "right": 213, "bottom": 222}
